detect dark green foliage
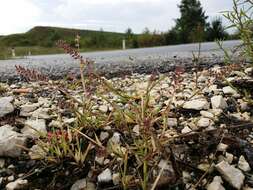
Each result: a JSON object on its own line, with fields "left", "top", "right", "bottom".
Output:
{"left": 0, "top": 26, "right": 125, "bottom": 49}
{"left": 206, "top": 18, "right": 229, "bottom": 41}
{"left": 175, "top": 0, "right": 208, "bottom": 43}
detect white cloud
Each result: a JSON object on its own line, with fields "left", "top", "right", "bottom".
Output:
{"left": 0, "top": 0, "right": 233, "bottom": 35}
{"left": 0, "top": 0, "right": 41, "bottom": 35}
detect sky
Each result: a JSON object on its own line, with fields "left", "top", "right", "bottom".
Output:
{"left": 0, "top": 0, "right": 233, "bottom": 35}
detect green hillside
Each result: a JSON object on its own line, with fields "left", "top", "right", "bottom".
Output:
{"left": 0, "top": 26, "right": 127, "bottom": 59}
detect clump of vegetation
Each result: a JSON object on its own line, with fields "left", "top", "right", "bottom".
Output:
{"left": 223, "top": 0, "right": 253, "bottom": 61}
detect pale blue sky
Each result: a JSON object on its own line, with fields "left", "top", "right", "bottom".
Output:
{"left": 0, "top": 0, "right": 233, "bottom": 35}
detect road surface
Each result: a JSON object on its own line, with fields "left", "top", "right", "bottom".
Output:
{"left": 0, "top": 40, "right": 241, "bottom": 82}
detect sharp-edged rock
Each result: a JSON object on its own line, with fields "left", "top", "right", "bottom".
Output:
{"left": 238, "top": 155, "right": 251, "bottom": 172}
{"left": 0, "top": 97, "right": 14, "bottom": 118}
{"left": 0, "top": 125, "right": 26, "bottom": 157}
{"left": 183, "top": 99, "right": 209, "bottom": 110}
{"left": 211, "top": 96, "right": 228, "bottom": 109}
{"left": 216, "top": 161, "right": 245, "bottom": 190}
{"left": 21, "top": 119, "right": 47, "bottom": 138}
{"left": 207, "top": 176, "right": 225, "bottom": 190}
{"left": 5, "top": 178, "right": 28, "bottom": 190}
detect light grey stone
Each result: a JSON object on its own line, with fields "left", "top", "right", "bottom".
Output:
{"left": 197, "top": 118, "right": 211, "bottom": 128}
{"left": 216, "top": 161, "right": 245, "bottom": 190}
{"left": 207, "top": 176, "right": 225, "bottom": 190}
{"left": 112, "top": 173, "right": 121, "bottom": 185}
{"left": 21, "top": 119, "right": 47, "bottom": 138}
{"left": 71, "top": 178, "right": 95, "bottom": 190}
{"left": 211, "top": 96, "right": 228, "bottom": 109}
{"left": 0, "top": 125, "right": 26, "bottom": 157}
{"left": 217, "top": 143, "right": 228, "bottom": 152}
{"left": 100, "top": 132, "right": 109, "bottom": 141}
{"left": 200, "top": 111, "right": 214, "bottom": 119}
{"left": 99, "top": 105, "right": 108, "bottom": 113}
{"left": 167, "top": 118, "right": 178, "bottom": 127}
{"left": 6, "top": 178, "right": 28, "bottom": 190}
{"left": 20, "top": 103, "right": 39, "bottom": 117}
{"left": 98, "top": 168, "right": 112, "bottom": 183}
{"left": 0, "top": 97, "right": 14, "bottom": 118}
{"left": 183, "top": 99, "right": 209, "bottom": 110}
{"left": 222, "top": 86, "right": 237, "bottom": 95}
{"left": 181, "top": 126, "right": 192, "bottom": 134}
{"left": 238, "top": 155, "right": 251, "bottom": 172}
{"left": 31, "top": 108, "right": 51, "bottom": 119}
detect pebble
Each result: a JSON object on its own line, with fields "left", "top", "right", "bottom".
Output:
{"left": 211, "top": 96, "right": 228, "bottom": 109}
{"left": 97, "top": 168, "right": 112, "bottom": 183}
{"left": 197, "top": 118, "right": 211, "bottom": 128}
{"left": 216, "top": 161, "right": 245, "bottom": 190}
{"left": 0, "top": 125, "right": 26, "bottom": 157}
{"left": 6, "top": 179, "right": 28, "bottom": 190}
{"left": 181, "top": 126, "right": 192, "bottom": 134}
{"left": 99, "top": 132, "right": 109, "bottom": 141}
{"left": 167, "top": 118, "right": 178, "bottom": 127}
{"left": 217, "top": 143, "right": 228, "bottom": 152}
{"left": 200, "top": 111, "right": 214, "bottom": 119}
{"left": 0, "top": 97, "right": 14, "bottom": 118}
{"left": 70, "top": 178, "right": 96, "bottom": 190}
{"left": 99, "top": 105, "right": 108, "bottom": 113}
{"left": 207, "top": 176, "right": 225, "bottom": 190}
{"left": 21, "top": 119, "right": 47, "bottom": 138}
{"left": 112, "top": 173, "right": 121, "bottom": 185}
{"left": 183, "top": 99, "right": 209, "bottom": 110}
{"left": 222, "top": 86, "right": 238, "bottom": 96}
{"left": 238, "top": 155, "right": 251, "bottom": 172}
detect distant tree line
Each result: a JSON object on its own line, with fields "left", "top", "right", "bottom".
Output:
{"left": 125, "top": 0, "right": 239, "bottom": 49}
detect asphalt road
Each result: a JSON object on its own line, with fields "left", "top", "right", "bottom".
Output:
{"left": 0, "top": 40, "right": 241, "bottom": 82}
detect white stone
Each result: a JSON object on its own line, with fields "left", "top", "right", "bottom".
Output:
{"left": 200, "top": 111, "right": 214, "bottom": 119}
{"left": 225, "top": 153, "right": 234, "bottom": 164}
{"left": 112, "top": 173, "right": 121, "bottom": 185}
{"left": 0, "top": 125, "right": 26, "bottom": 157}
{"left": 167, "top": 118, "right": 178, "bottom": 127}
{"left": 216, "top": 161, "right": 245, "bottom": 189}
{"left": 7, "top": 176, "right": 14, "bottom": 182}
{"left": 70, "top": 178, "right": 96, "bottom": 190}
{"left": 6, "top": 179, "right": 28, "bottom": 190}
{"left": 99, "top": 105, "right": 108, "bottom": 113}
{"left": 49, "top": 120, "right": 62, "bottom": 128}
{"left": 31, "top": 108, "right": 50, "bottom": 119}
{"left": 20, "top": 103, "right": 39, "bottom": 117}
{"left": 95, "top": 156, "right": 105, "bottom": 165}
{"left": 217, "top": 143, "right": 228, "bottom": 152}
{"left": 21, "top": 119, "right": 47, "bottom": 138}
{"left": 238, "top": 156, "right": 251, "bottom": 172}
{"left": 181, "top": 126, "right": 192, "bottom": 134}
{"left": 0, "top": 97, "right": 14, "bottom": 118}
{"left": 211, "top": 96, "right": 228, "bottom": 109}
{"left": 110, "top": 132, "right": 121, "bottom": 144}
{"left": 183, "top": 99, "right": 209, "bottom": 110}
{"left": 158, "top": 159, "right": 173, "bottom": 171}
{"left": 222, "top": 86, "right": 237, "bottom": 95}
{"left": 98, "top": 168, "right": 112, "bottom": 183}
{"left": 245, "top": 67, "right": 253, "bottom": 75}
{"left": 131, "top": 125, "right": 140, "bottom": 136}
{"left": 100, "top": 132, "right": 109, "bottom": 141}
{"left": 197, "top": 118, "right": 211, "bottom": 128}
{"left": 63, "top": 118, "right": 76, "bottom": 124}
{"left": 29, "top": 145, "right": 46, "bottom": 160}
{"left": 70, "top": 179, "right": 86, "bottom": 190}
{"left": 207, "top": 176, "right": 225, "bottom": 190}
